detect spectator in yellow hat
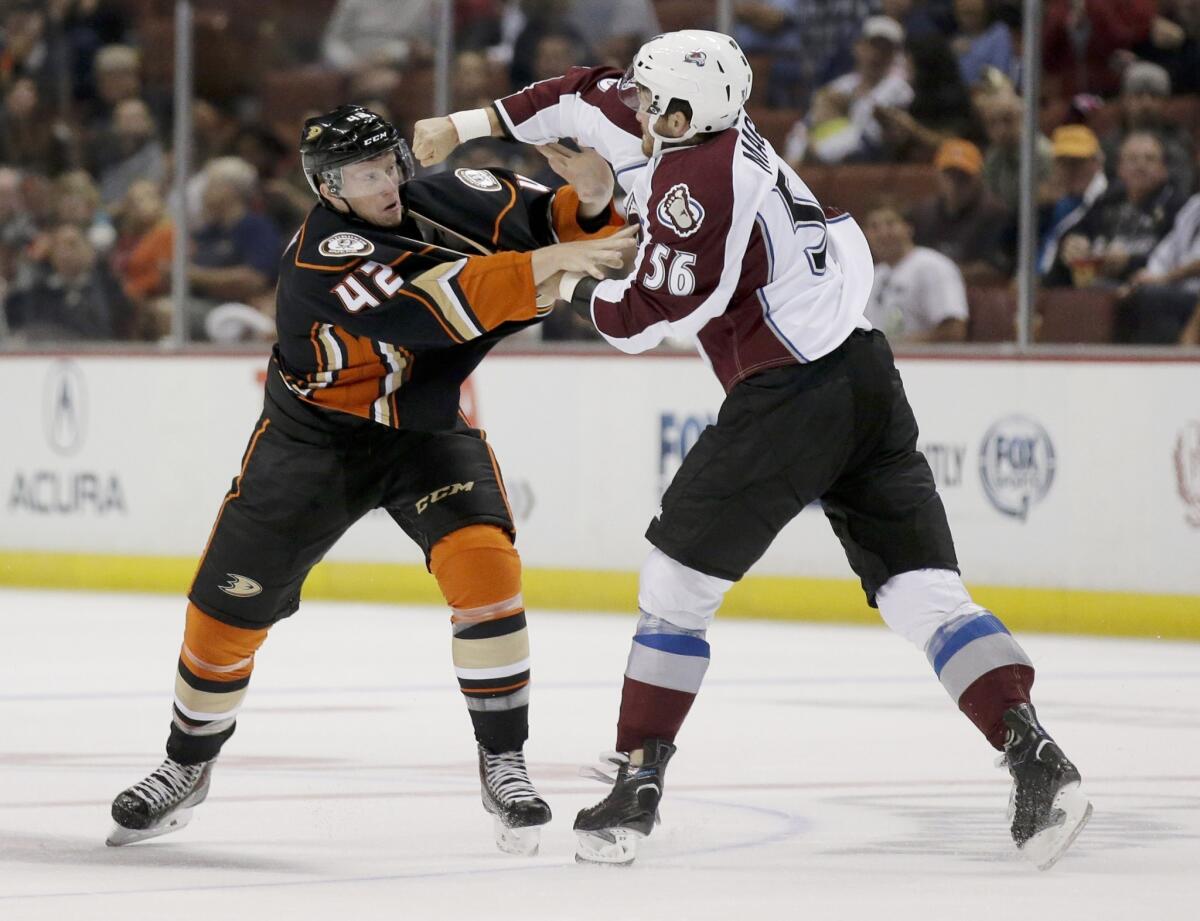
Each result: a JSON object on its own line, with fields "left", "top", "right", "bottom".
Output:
{"left": 1039, "top": 124, "right": 1108, "bottom": 274}
{"left": 1046, "top": 131, "right": 1186, "bottom": 289}
{"left": 909, "top": 138, "right": 1014, "bottom": 284}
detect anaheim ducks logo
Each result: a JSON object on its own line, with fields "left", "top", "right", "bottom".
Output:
{"left": 319, "top": 232, "right": 375, "bottom": 257}
{"left": 305, "top": 125, "right": 323, "bottom": 141}
{"left": 455, "top": 168, "right": 502, "bottom": 192}
{"left": 656, "top": 183, "right": 705, "bottom": 238}
{"left": 219, "top": 573, "right": 263, "bottom": 598}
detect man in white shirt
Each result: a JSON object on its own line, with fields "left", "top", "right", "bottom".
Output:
{"left": 864, "top": 203, "right": 969, "bottom": 341}
{"left": 815, "top": 16, "right": 914, "bottom": 161}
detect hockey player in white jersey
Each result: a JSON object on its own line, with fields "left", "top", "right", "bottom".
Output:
{"left": 415, "top": 29, "right": 1091, "bottom": 871}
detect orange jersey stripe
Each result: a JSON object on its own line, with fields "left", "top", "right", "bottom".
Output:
{"left": 190, "top": 418, "right": 271, "bottom": 590}
{"left": 292, "top": 214, "right": 363, "bottom": 272}
{"left": 460, "top": 679, "right": 530, "bottom": 695}
{"left": 453, "top": 252, "right": 537, "bottom": 331}
{"left": 491, "top": 179, "right": 518, "bottom": 245}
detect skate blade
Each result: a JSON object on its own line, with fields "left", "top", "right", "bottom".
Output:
{"left": 493, "top": 818, "right": 541, "bottom": 857}
{"left": 574, "top": 828, "right": 643, "bottom": 866}
{"left": 1021, "top": 784, "right": 1093, "bottom": 871}
{"left": 105, "top": 806, "right": 195, "bottom": 847}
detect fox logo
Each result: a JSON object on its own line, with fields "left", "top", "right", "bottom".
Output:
{"left": 656, "top": 183, "right": 705, "bottom": 238}
{"left": 218, "top": 573, "right": 262, "bottom": 598}
{"left": 683, "top": 50, "right": 707, "bottom": 67}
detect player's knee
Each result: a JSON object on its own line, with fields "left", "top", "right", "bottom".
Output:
{"left": 637, "top": 548, "right": 732, "bottom": 632}
{"left": 875, "top": 568, "right": 983, "bottom": 649}
{"left": 181, "top": 602, "right": 269, "bottom": 681}
{"left": 430, "top": 524, "right": 521, "bottom": 613}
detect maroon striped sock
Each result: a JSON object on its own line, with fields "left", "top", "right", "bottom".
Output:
{"left": 615, "top": 676, "right": 698, "bottom": 752}
{"left": 958, "top": 664, "right": 1036, "bottom": 750}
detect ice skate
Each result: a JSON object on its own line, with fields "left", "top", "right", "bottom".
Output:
{"left": 1000, "top": 704, "right": 1092, "bottom": 870}
{"left": 106, "top": 757, "right": 215, "bottom": 846}
{"left": 573, "top": 739, "right": 676, "bottom": 866}
{"left": 478, "top": 746, "right": 551, "bottom": 856}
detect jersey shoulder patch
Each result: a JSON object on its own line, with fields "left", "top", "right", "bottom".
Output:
{"left": 455, "top": 168, "right": 503, "bottom": 192}
{"left": 656, "top": 183, "right": 706, "bottom": 238}
{"left": 318, "top": 232, "right": 375, "bottom": 257}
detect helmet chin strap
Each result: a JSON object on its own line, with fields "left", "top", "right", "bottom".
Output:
{"left": 646, "top": 114, "right": 699, "bottom": 159}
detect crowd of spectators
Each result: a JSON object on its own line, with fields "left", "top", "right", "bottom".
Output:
{"left": 1, "top": 0, "right": 1198, "bottom": 347}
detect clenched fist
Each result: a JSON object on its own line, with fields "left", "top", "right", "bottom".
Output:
{"left": 412, "top": 117, "right": 461, "bottom": 167}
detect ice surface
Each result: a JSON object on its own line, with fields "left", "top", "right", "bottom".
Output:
{"left": 1, "top": 589, "right": 1197, "bottom": 920}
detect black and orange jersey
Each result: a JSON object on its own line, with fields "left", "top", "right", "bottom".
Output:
{"left": 273, "top": 167, "right": 621, "bottom": 432}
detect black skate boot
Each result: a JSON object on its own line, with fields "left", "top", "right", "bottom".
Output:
{"left": 478, "top": 746, "right": 552, "bottom": 856}
{"left": 573, "top": 738, "right": 676, "bottom": 865}
{"left": 106, "top": 757, "right": 215, "bottom": 846}
{"left": 1001, "top": 704, "right": 1092, "bottom": 869}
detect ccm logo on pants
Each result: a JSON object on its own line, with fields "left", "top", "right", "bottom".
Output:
{"left": 417, "top": 481, "right": 475, "bottom": 514}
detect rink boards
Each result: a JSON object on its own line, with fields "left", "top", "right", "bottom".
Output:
{"left": 0, "top": 350, "right": 1197, "bottom": 637}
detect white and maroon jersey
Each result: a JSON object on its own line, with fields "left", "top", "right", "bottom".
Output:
{"left": 494, "top": 66, "right": 875, "bottom": 391}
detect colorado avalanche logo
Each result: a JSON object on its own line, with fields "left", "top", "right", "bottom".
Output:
{"left": 656, "top": 183, "right": 705, "bottom": 238}
{"left": 684, "top": 50, "right": 707, "bottom": 67}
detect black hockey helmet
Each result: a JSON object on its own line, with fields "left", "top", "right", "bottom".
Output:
{"left": 299, "top": 104, "right": 416, "bottom": 199}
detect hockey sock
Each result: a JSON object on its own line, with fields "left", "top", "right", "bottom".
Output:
{"left": 431, "top": 525, "right": 529, "bottom": 753}
{"left": 615, "top": 612, "right": 710, "bottom": 753}
{"left": 926, "top": 610, "right": 1034, "bottom": 750}
{"left": 168, "top": 603, "right": 269, "bottom": 764}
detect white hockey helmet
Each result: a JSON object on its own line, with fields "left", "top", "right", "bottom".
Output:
{"left": 619, "top": 30, "right": 753, "bottom": 146}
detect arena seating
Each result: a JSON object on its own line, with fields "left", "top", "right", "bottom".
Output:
{"left": 1036, "top": 288, "right": 1118, "bottom": 344}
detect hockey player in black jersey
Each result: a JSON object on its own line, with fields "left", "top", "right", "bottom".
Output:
{"left": 417, "top": 31, "right": 1092, "bottom": 870}
{"left": 106, "top": 105, "right": 634, "bottom": 855}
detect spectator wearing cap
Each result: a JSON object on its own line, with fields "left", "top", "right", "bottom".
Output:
{"left": 978, "top": 87, "right": 1054, "bottom": 213}
{"left": 1039, "top": 124, "right": 1109, "bottom": 273}
{"left": 811, "top": 16, "right": 914, "bottom": 163}
{"left": 1115, "top": 187, "right": 1200, "bottom": 343}
{"left": 1047, "top": 131, "right": 1186, "bottom": 288}
{"left": 909, "top": 138, "right": 1015, "bottom": 283}
{"left": 864, "top": 203, "right": 969, "bottom": 342}
{"left": 1043, "top": 0, "right": 1156, "bottom": 97}
{"left": 952, "top": 0, "right": 1016, "bottom": 86}
{"left": 1101, "top": 62, "right": 1196, "bottom": 195}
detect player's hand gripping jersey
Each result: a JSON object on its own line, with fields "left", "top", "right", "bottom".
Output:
{"left": 275, "top": 167, "right": 620, "bottom": 430}
{"left": 495, "top": 66, "right": 877, "bottom": 390}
